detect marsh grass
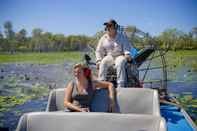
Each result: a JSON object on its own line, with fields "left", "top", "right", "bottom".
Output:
{"left": 166, "top": 50, "right": 197, "bottom": 68}
{"left": 0, "top": 51, "right": 82, "bottom": 64}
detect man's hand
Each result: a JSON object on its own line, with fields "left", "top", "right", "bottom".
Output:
{"left": 96, "top": 61, "right": 100, "bottom": 70}
{"left": 125, "top": 54, "right": 132, "bottom": 62}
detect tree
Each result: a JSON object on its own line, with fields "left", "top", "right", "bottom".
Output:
{"left": 40, "top": 32, "right": 53, "bottom": 52}
{"left": 15, "top": 29, "right": 27, "bottom": 51}
{"left": 31, "top": 28, "right": 43, "bottom": 52}
{"left": 0, "top": 30, "right": 3, "bottom": 39}
{"left": 4, "top": 21, "right": 16, "bottom": 53}
{"left": 18, "top": 29, "right": 27, "bottom": 40}
{"left": 51, "top": 34, "right": 66, "bottom": 51}
{"left": 157, "top": 28, "right": 197, "bottom": 50}
{"left": 191, "top": 27, "right": 197, "bottom": 49}
{"left": 4, "top": 21, "right": 15, "bottom": 39}
{"left": 90, "top": 31, "right": 104, "bottom": 48}
{"left": 32, "top": 28, "right": 42, "bottom": 38}
{"left": 0, "top": 30, "right": 4, "bottom": 51}
{"left": 158, "top": 28, "right": 182, "bottom": 50}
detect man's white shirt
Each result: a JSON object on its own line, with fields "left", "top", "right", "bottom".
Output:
{"left": 96, "top": 32, "right": 133, "bottom": 62}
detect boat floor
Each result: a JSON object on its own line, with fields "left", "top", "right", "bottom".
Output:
{"left": 160, "top": 104, "right": 195, "bottom": 131}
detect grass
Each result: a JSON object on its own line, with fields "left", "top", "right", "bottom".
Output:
{"left": 0, "top": 50, "right": 196, "bottom": 65}
{"left": 0, "top": 51, "right": 82, "bottom": 64}
{"left": 165, "top": 50, "right": 197, "bottom": 81}
{"left": 165, "top": 50, "right": 197, "bottom": 68}
{"left": 141, "top": 50, "right": 197, "bottom": 82}
{"left": 169, "top": 50, "right": 197, "bottom": 56}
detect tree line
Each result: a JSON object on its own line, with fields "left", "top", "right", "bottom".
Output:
{"left": 0, "top": 21, "right": 94, "bottom": 53}
{"left": 0, "top": 21, "right": 197, "bottom": 53}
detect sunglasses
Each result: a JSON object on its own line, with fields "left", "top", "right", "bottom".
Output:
{"left": 106, "top": 26, "right": 116, "bottom": 31}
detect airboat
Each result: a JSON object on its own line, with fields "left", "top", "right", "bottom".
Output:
{"left": 16, "top": 26, "right": 196, "bottom": 131}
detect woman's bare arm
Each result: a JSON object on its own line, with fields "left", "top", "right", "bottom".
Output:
{"left": 94, "top": 81, "right": 115, "bottom": 99}
{"left": 64, "top": 81, "right": 82, "bottom": 112}
{"left": 95, "top": 80, "right": 116, "bottom": 112}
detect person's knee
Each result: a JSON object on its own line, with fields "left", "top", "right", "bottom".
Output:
{"left": 100, "top": 56, "right": 114, "bottom": 67}
{"left": 100, "top": 59, "right": 108, "bottom": 65}
{"left": 115, "top": 56, "right": 126, "bottom": 67}
{"left": 100, "top": 60, "right": 110, "bottom": 70}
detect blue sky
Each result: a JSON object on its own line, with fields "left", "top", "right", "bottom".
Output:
{"left": 0, "top": 0, "right": 197, "bottom": 36}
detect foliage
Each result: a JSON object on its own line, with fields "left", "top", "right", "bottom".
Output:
{"left": 0, "top": 96, "right": 26, "bottom": 112}
{"left": 0, "top": 21, "right": 93, "bottom": 53}
{"left": 0, "top": 21, "right": 197, "bottom": 53}
{"left": 156, "top": 28, "right": 197, "bottom": 50}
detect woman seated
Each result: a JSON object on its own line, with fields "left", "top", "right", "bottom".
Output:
{"left": 64, "top": 63, "right": 115, "bottom": 112}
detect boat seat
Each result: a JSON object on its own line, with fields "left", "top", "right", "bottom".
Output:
{"left": 16, "top": 112, "right": 166, "bottom": 131}
{"left": 46, "top": 88, "right": 110, "bottom": 112}
{"left": 46, "top": 88, "right": 160, "bottom": 116}
{"left": 116, "top": 88, "right": 160, "bottom": 116}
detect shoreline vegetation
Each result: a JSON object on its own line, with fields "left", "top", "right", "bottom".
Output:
{"left": 0, "top": 51, "right": 82, "bottom": 64}
{"left": 0, "top": 50, "right": 196, "bottom": 68}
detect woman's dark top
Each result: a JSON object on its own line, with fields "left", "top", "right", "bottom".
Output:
{"left": 70, "top": 80, "right": 95, "bottom": 110}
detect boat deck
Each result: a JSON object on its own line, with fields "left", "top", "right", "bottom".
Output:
{"left": 160, "top": 104, "right": 196, "bottom": 131}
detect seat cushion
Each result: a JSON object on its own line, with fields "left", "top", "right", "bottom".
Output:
{"left": 16, "top": 112, "right": 166, "bottom": 131}
{"left": 91, "top": 88, "right": 109, "bottom": 112}
{"left": 116, "top": 88, "right": 160, "bottom": 116}
{"left": 46, "top": 88, "right": 110, "bottom": 112}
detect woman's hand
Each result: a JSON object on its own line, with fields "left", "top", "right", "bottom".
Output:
{"left": 81, "top": 108, "right": 90, "bottom": 112}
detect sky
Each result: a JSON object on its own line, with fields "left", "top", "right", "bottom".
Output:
{"left": 0, "top": 0, "right": 197, "bottom": 36}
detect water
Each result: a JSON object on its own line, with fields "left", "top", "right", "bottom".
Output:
{"left": 2, "top": 97, "right": 48, "bottom": 131}
{"left": 0, "top": 63, "right": 74, "bottom": 130}
{"left": 0, "top": 61, "right": 197, "bottom": 130}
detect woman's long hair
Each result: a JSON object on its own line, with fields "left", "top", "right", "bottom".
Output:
{"left": 74, "top": 64, "right": 93, "bottom": 90}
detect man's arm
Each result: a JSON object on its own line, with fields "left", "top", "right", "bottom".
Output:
{"left": 122, "top": 34, "right": 133, "bottom": 55}
{"left": 95, "top": 36, "right": 106, "bottom": 64}
{"left": 122, "top": 34, "right": 133, "bottom": 61}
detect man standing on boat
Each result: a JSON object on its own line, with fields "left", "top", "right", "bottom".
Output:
{"left": 96, "top": 19, "right": 133, "bottom": 88}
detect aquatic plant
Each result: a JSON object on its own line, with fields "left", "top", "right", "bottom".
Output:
{"left": 0, "top": 96, "right": 26, "bottom": 112}
{"left": 173, "top": 93, "right": 197, "bottom": 124}
{"left": 29, "top": 84, "right": 49, "bottom": 99}
{"left": 0, "top": 76, "right": 50, "bottom": 127}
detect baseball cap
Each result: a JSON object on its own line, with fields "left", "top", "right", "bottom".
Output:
{"left": 103, "top": 19, "right": 118, "bottom": 27}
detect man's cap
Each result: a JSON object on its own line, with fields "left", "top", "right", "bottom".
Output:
{"left": 103, "top": 19, "right": 118, "bottom": 26}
